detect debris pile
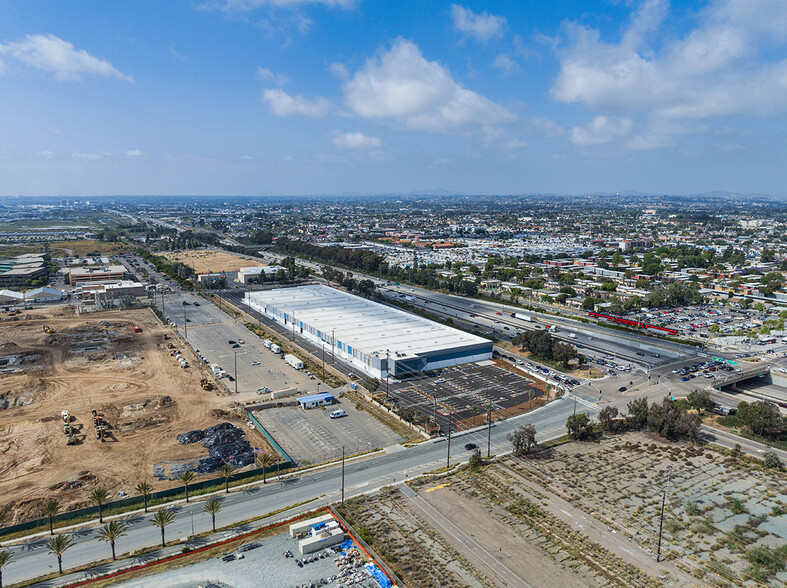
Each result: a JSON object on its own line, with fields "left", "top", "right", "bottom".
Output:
{"left": 177, "top": 422, "right": 254, "bottom": 473}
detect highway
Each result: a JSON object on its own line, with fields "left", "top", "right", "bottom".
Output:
{"left": 2, "top": 397, "right": 580, "bottom": 585}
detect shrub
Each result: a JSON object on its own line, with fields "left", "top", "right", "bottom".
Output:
{"left": 763, "top": 451, "right": 781, "bottom": 469}
{"left": 685, "top": 501, "right": 702, "bottom": 516}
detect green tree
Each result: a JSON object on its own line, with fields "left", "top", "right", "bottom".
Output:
{"left": 151, "top": 509, "right": 175, "bottom": 548}
{"left": 256, "top": 453, "right": 273, "bottom": 484}
{"left": 89, "top": 487, "right": 110, "bottom": 523}
{"left": 763, "top": 451, "right": 781, "bottom": 469}
{"left": 598, "top": 406, "right": 620, "bottom": 432}
{"left": 41, "top": 500, "right": 60, "bottom": 535}
{"left": 203, "top": 498, "right": 223, "bottom": 532}
{"left": 508, "top": 424, "right": 537, "bottom": 455}
{"left": 0, "top": 549, "right": 12, "bottom": 588}
{"left": 626, "top": 397, "right": 649, "bottom": 429}
{"left": 566, "top": 413, "right": 594, "bottom": 440}
{"left": 219, "top": 463, "right": 234, "bottom": 493}
{"left": 687, "top": 390, "right": 711, "bottom": 413}
{"left": 135, "top": 481, "right": 153, "bottom": 513}
{"left": 46, "top": 534, "right": 74, "bottom": 575}
{"left": 468, "top": 448, "right": 483, "bottom": 469}
{"left": 737, "top": 401, "right": 785, "bottom": 437}
{"left": 96, "top": 520, "right": 128, "bottom": 560}
{"left": 552, "top": 342, "right": 577, "bottom": 368}
{"left": 180, "top": 471, "right": 196, "bottom": 503}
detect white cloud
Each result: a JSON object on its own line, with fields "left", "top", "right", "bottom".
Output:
{"left": 262, "top": 88, "right": 332, "bottom": 117}
{"left": 450, "top": 4, "right": 507, "bottom": 43}
{"left": 126, "top": 149, "right": 144, "bottom": 158}
{"left": 491, "top": 54, "right": 521, "bottom": 75}
{"left": 499, "top": 139, "right": 527, "bottom": 150}
{"left": 71, "top": 152, "right": 101, "bottom": 160}
{"left": 625, "top": 133, "right": 673, "bottom": 150}
{"left": 569, "top": 116, "right": 633, "bottom": 146}
{"left": 328, "top": 61, "right": 349, "bottom": 80}
{"left": 37, "top": 150, "right": 54, "bottom": 158}
{"left": 551, "top": 0, "right": 787, "bottom": 120}
{"left": 342, "top": 38, "right": 515, "bottom": 134}
{"left": 331, "top": 131, "right": 382, "bottom": 149}
{"left": 0, "top": 34, "right": 132, "bottom": 82}
{"left": 256, "top": 67, "right": 289, "bottom": 85}
{"left": 529, "top": 117, "right": 565, "bottom": 137}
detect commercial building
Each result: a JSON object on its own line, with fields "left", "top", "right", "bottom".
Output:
{"left": 237, "top": 265, "right": 287, "bottom": 284}
{"left": 296, "top": 392, "right": 336, "bottom": 409}
{"left": 0, "top": 255, "right": 48, "bottom": 287}
{"left": 69, "top": 265, "right": 127, "bottom": 284}
{"left": 245, "top": 284, "right": 493, "bottom": 379}
{"left": 77, "top": 280, "right": 147, "bottom": 299}
{"left": 0, "top": 286, "right": 63, "bottom": 305}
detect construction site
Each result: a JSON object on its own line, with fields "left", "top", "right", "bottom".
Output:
{"left": 0, "top": 305, "right": 275, "bottom": 524}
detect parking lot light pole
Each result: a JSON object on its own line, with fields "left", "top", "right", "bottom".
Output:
{"left": 487, "top": 401, "right": 492, "bottom": 458}
{"left": 234, "top": 352, "right": 238, "bottom": 395}
{"left": 341, "top": 446, "right": 345, "bottom": 505}
{"left": 183, "top": 305, "right": 187, "bottom": 338}
{"left": 446, "top": 411, "right": 452, "bottom": 469}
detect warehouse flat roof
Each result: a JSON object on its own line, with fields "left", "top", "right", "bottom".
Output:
{"left": 248, "top": 285, "right": 490, "bottom": 359}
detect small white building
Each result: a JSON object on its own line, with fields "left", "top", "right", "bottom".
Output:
{"left": 238, "top": 265, "right": 287, "bottom": 284}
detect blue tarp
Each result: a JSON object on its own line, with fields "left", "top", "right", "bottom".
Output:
{"left": 337, "top": 539, "right": 355, "bottom": 551}
{"left": 365, "top": 563, "right": 392, "bottom": 588}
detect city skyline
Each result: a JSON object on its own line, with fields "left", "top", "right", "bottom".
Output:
{"left": 1, "top": 0, "right": 785, "bottom": 196}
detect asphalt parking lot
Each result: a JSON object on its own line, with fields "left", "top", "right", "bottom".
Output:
{"left": 389, "top": 362, "right": 543, "bottom": 432}
{"left": 165, "top": 291, "right": 319, "bottom": 397}
{"left": 253, "top": 400, "right": 403, "bottom": 464}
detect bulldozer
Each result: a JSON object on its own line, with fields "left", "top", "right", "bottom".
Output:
{"left": 66, "top": 435, "right": 77, "bottom": 445}
{"left": 96, "top": 426, "right": 105, "bottom": 441}
{"left": 64, "top": 423, "right": 73, "bottom": 435}
{"left": 43, "top": 325, "right": 55, "bottom": 334}
{"left": 200, "top": 378, "right": 213, "bottom": 391}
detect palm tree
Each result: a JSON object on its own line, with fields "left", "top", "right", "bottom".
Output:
{"left": 256, "top": 453, "right": 273, "bottom": 484}
{"left": 202, "top": 499, "right": 222, "bottom": 532}
{"left": 0, "top": 549, "right": 13, "bottom": 588}
{"left": 219, "top": 464, "right": 233, "bottom": 494}
{"left": 135, "top": 481, "right": 153, "bottom": 513}
{"left": 96, "top": 520, "right": 128, "bottom": 560}
{"left": 151, "top": 509, "right": 175, "bottom": 548}
{"left": 89, "top": 487, "right": 110, "bottom": 523}
{"left": 46, "top": 534, "right": 74, "bottom": 575}
{"left": 41, "top": 500, "right": 60, "bottom": 535}
{"left": 180, "top": 471, "right": 195, "bottom": 503}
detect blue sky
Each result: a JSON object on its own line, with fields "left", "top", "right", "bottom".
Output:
{"left": 1, "top": 0, "right": 785, "bottom": 196}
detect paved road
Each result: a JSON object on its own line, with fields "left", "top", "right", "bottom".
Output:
{"left": 2, "top": 398, "right": 581, "bottom": 585}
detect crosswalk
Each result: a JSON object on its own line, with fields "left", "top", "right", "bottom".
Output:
{"left": 564, "top": 392, "right": 601, "bottom": 414}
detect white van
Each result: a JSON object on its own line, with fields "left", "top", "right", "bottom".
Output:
{"left": 329, "top": 409, "right": 347, "bottom": 419}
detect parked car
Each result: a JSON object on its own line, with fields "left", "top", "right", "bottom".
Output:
{"left": 464, "top": 443, "right": 477, "bottom": 450}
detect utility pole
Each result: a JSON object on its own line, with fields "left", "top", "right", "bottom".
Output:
{"left": 341, "top": 446, "right": 345, "bottom": 506}
{"left": 656, "top": 465, "right": 673, "bottom": 562}
{"left": 234, "top": 351, "right": 238, "bottom": 395}
{"left": 332, "top": 329, "right": 335, "bottom": 363}
{"left": 183, "top": 305, "right": 187, "bottom": 338}
{"left": 446, "top": 411, "right": 452, "bottom": 469}
{"left": 487, "top": 401, "right": 492, "bottom": 458}
{"left": 321, "top": 344, "right": 325, "bottom": 379}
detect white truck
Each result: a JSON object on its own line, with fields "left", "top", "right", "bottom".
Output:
{"left": 263, "top": 339, "right": 272, "bottom": 349}
{"left": 545, "top": 325, "right": 558, "bottom": 333}
{"left": 285, "top": 354, "right": 304, "bottom": 370}
{"left": 270, "top": 343, "right": 281, "bottom": 354}
{"left": 512, "top": 312, "right": 532, "bottom": 322}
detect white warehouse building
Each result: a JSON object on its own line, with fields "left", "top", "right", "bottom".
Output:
{"left": 245, "top": 284, "right": 492, "bottom": 380}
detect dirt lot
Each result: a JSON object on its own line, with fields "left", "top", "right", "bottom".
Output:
{"left": 0, "top": 305, "right": 274, "bottom": 524}
{"left": 507, "top": 432, "right": 787, "bottom": 586}
{"left": 340, "top": 431, "right": 786, "bottom": 587}
{"left": 161, "top": 249, "right": 265, "bottom": 273}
